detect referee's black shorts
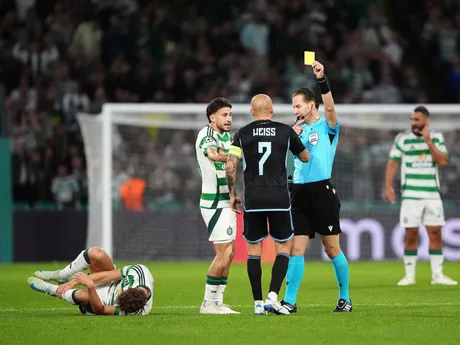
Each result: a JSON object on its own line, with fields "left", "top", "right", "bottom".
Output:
{"left": 243, "top": 210, "right": 294, "bottom": 243}
{"left": 290, "top": 179, "right": 341, "bottom": 238}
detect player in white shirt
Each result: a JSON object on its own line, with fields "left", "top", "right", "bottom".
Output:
{"left": 385, "top": 106, "right": 457, "bottom": 286}
{"left": 28, "top": 247, "right": 154, "bottom": 315}
{"left": 195, "top": 97, "right": 239, "bottom": 315}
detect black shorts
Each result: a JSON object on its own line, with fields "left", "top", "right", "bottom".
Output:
{"left": 290, "top": 179, "right": 341, "bottom": 238}
{"left": 243, "top": 210, "right": 294, "bottom": 243}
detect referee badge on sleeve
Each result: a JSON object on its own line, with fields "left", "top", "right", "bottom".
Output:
{"left": 308, "top": 132, "right": 319, "bottom": 145}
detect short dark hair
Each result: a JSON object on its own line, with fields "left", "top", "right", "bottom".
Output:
{"left": 206, "top": 97, "right": 232, "bottom": 122}
{"left": 292, "top": 88, "right": 319, "bottom": 109}
{"left": 414, "top": 105, "right": 430, "bottom": 117}
{"left": 117, "top": 288, "right": 149, "bottom": 314}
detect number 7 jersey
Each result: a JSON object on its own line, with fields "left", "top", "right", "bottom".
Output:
{"left": 230, "top": 120, "right": 305, "bottom": 212}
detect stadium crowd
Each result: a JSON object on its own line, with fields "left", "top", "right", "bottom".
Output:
{"left": 0, "top": 0, "right": 459, "bottom": 210}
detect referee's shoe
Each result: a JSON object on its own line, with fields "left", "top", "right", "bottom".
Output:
{"left": 332, "top": 298, "right": 353, "bottom": 312}
{"left": 280, "top": 300, "right": 297, "bottom": 313}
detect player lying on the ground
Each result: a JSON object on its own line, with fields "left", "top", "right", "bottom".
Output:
{"left": 27, "top": 247, "right": 154, "bottom": 315}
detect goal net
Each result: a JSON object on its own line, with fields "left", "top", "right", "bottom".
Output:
{"left": 78, "top": 104, "right": 460, "bottom": 262}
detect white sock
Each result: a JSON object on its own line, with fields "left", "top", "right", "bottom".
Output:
{"left": 403, "top": 254, "right": 417, "bottom": 278}
{"left": 267, "top": 291, "right": 278, "bottom": 302}
{"left": 216, "top": 284, "right": 227, "bottom": 305}
{"left": 429, "top": 254, "right": 444, "bottom": 277}
{"left": 203, "top": 284, "right": 218, "bottom": 303}
{"left": 61, "top": 289, "right": 79, "bottom": 305}
{"left": 58, "top": 250, "right": 90, "bottom": 279}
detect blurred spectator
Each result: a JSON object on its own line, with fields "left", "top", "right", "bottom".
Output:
{"left": 51, "top": 163, "right": 79, "bottom": 209}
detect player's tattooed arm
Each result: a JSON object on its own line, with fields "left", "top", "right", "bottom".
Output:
{"left": 226, "top": 153, "right": 242, "bottom": 213}
{"left": 207, "top": 145, "right": 228, "bottom": 162}
{"left": 226, "top": 154, "right": 239, "bottom": 196}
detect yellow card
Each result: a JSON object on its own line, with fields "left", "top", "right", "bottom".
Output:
{"left": 304, "top": 51, "right": 315, "bottom": 65}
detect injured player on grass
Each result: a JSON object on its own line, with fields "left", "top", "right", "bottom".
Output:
{"left": 27, "top": 247, "right": 154, "bottom": 316}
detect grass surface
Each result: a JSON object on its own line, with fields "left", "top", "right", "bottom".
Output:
{"left": 1, "top": 261, "right": 459, "bottom": 345}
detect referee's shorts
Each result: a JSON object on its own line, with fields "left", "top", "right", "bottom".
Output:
{"left": 290, "top": 179, "right": 342, "bottom": 238}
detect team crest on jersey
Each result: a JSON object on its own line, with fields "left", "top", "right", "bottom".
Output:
{"left": 308, "top": 132, "right": 319, "bottom": 145}
{"left": 227, "top": 226, "right": 233, "bottom": 235}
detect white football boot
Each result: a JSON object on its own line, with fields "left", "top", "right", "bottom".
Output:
{"left": 254, "top": 300, "right": 265, "bottom": 315}
{"left": 34, "top": 270, "right": 68, "bottom": 284}
{"left": 431, "top": 275, "right": 458, "bottom": 286}
{"left": 28, "top": 277, "right": 58, "bottom": 296}
{"left": 397, "top": 276, "right": 416, "bottom": 286}
{"left": 264, "top": 297, "right": 290, "bottom": 315}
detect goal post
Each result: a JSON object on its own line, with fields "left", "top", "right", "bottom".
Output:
{"left": 78, "top": 103, "right": 460, "bottom": 261}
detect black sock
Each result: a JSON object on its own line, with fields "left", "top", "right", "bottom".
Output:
{"left": 269, "top": 253, "right": 290, "bottom": 294}
{"left": 247, "top": 255, "right": 263, "bottom": 301}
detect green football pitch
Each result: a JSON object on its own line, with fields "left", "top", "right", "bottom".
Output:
{"left": 1, "top": 261, "right": 459, "bottom": 345}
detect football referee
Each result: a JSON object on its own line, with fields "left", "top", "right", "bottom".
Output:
{"left": 281, "top": 60, "right": 352, "bottom": 313}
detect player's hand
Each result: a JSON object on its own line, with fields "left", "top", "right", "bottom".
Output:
{"left": 420, "top": 125, "right": 431, "bottom": 142}
{"left": 216, "top": 146, "right": 228, "bottom": 162}
{"left": 73, "top": 272, "right": 95, "bottom": 289}
{"left": 385, "top": 186, "right": 395, "bottom": 204}
{"left": 56, "top": 281, "right": 78, "bottom": 298}
{"left": 312, "top": 61, "right": 324, "bottom": 78}
{"left": 230, "top": 195, "right": 242, "bottom": 213}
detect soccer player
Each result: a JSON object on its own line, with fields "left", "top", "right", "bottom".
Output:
{"left": 226, "top": 94, "right": 310, "bottom": 315}
{"left": 28, "top": 247, "right": 154, "bottom": 315}
{"left": 195, "top": 97, "right": 239, "bottom": 315}
{"left": 385, "top": 105, "right": 458, "bottom": 286}
{"left": 281, "top": 60, "right": 352, "bottom": 313}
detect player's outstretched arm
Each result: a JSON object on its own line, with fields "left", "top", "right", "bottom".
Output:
{"left": 312, "top": 61, "right": 337, "bottom": 127}
{"left": 384, "top": 159, "right": 399, "bottom": 204}
{"left": 73, "top": 272, "right": 116, "bottom": 315}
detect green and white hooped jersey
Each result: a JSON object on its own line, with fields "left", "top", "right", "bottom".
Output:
{"left": 389, "top": 130, "right": 448, "bottom": 200}
{"left": 105, "top": 264, "right": 154, "bottom": 316}
{"left": 195, "top": 126, "right": 232, "bottom": 209}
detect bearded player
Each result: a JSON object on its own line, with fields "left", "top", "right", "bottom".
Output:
{"left": 196, "top": 97, "right": 239, "bottom": 314}
{"left": 385, "top": 105, "right": 457, "bottom": 286}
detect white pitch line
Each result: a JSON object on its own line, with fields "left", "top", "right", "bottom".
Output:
{"left": 0, "top": 302, "right": 458, "bottom": 313}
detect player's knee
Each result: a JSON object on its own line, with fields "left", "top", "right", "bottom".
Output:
{"left": 405, "top": 228, "right": 419, "bottom": 245}
{"left": 87, "top": 247, "right": 106, "bottom": 262}
{"left": 427, "top": 227, "right": 442, "bottom": 240}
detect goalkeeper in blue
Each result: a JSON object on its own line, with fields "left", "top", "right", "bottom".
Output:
{"left": 281, "top": 60, "right": 352, "bottom": 313}
{"left": 27, "top": 247, "right": 154, "bottom": 316}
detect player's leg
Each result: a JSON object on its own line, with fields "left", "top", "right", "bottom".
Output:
{"left": 424, "top": 200, "right": 457, "bottom": 285}
{"left": 244, "top": 211, "right": 268, "bottom": 315}
{"left": 200, "top": 208, "right": 238, "bottom": 314}
{"left": 263, "top": 211, "right": 294, "bottom": 315}
{"left": 35, "top": 247, "right": 115, "bottom": 283}
{"left": 27, "top": 276, "right": 90, "bottom": 307}
{"left": 398, "top": 199, "right": 423, "bottom": 285}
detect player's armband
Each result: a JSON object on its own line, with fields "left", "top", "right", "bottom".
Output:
{"left": 229, "top": 145, "right": 242, "bottom": 159}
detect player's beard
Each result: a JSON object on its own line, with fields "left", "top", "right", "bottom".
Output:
{"left": 411, "top": 125, "right": 424, "bottom": 136}
{"left": 218, "top": 124, "right": 230, "bottom": 133}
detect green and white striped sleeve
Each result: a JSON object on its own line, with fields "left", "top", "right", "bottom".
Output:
{"left": 389, "top": 133, "right": 404, "bottom": 161}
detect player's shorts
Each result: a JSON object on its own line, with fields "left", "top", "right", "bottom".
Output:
{"left": 201, "top": 207, "right": 237, "bottom": 243}
{"left": 291, "top": 179, "right": 341, "bottom": 238}
{"left": 243, "top": 210, "right": 294, "bottom": 243}
{"left": 400, "top": 199, "right": 445, "bottom": 228}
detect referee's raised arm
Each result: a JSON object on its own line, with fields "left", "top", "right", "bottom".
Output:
{"left": 312, "top": 61, "right": 337, "bottom": 128}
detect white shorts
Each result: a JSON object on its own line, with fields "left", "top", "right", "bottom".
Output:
{"left": 400, "top": 199, "right": 445, "bottom": 228}
{"left": 201, "top": 207, "right": 237, "bottom": 243}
